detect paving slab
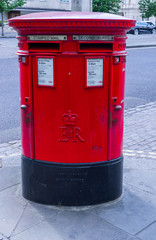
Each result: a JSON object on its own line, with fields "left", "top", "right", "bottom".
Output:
{"left": 87, "top": 185, "right": 156, "bottom": 235}
{"left": 11, "top": 210, "right": 137, "bottom": 240}
{"left": 124, "top": 167, "right": 156, "bottom": 196}
{"left": 12, "top": 200, "right": 60, "bottom": 237}
{"left": 0, "top": 185, "right": 27, "bottom": 238}
{"left": 1, "top": 155, "right": 21, "bottom": 168}
{"left": 0, "top": 166, "right": 20, "bottom": 192}
{"left": 0, "top": 143, "right": 10, "bottom": 149}
{"left": 0, "top": 233, "right": 7, "bottom": 240}
{"left": 124, "top": 154, "right": 156, "bottom": 196}
{"left": 136, "top": 221, "right": 156, "bottom": 240}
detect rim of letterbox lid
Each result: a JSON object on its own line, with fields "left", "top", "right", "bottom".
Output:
{"left": 8, "top": 12, "right": 136, "bottom": 29}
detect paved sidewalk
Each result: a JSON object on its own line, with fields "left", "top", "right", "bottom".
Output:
{"left": 0, "top": 102, "right": 156, "bottom": 240}
{"left": 126, "top": 34, "right": 156, "bottom": 48}
{"left": 0, "top": 24, "right": 17, "bottom": 38}
{"left": 124, "top": 101, "right": 156, "bottom": 153}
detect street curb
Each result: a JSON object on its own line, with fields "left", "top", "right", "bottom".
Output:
{"left": 0, "top": 36, "right": 16, "bottom": 38}
{"left": 126, "top": 44, "right": 156, "bottom": 49}
{"left": 124, "top": 101, "right": 156, "bottom": 116}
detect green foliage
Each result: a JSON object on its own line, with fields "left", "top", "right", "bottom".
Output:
{"left": 93, "top": 0, "right": 121, "bottom": 14}
{"left": 0, "top": 0, "right": 26, "bottom": 36}
{"left": 0, "top": 0, "right": 26, "bottom": 13}
{"left": 138, "top": 0, "right": 156, "bottom": 18}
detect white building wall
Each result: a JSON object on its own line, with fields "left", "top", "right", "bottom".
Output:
{"left": 23, "top": 0, "right": 92, "bottom": 12}
{"left": 120, "top": 0, "right": 156, "bottom": 23}
{"left": 71, "top": 0, "right": 82, "bottom": 11}
{"left": 71, "top": 0, "right": 92, "bottom": 12}
{"left": 24, "top": 0, "right": 71, "bottom": 11}
{"left": 5, "top": 0, "right": 92, "bottom": 20}
{"left": 81, "top": 0, "right": 92, "bottom": 12}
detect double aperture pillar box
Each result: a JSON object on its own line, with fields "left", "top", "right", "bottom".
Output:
{"left": 9, "top": 12, "right": 135, "bottom": 206}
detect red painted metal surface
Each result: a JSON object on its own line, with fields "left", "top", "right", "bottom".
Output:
{"left": 9, "top": 12, "right": 135, "bottom": 163}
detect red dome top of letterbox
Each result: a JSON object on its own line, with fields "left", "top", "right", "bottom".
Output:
{"left": 9, "top": 12, "right": 135, "bottom": 36}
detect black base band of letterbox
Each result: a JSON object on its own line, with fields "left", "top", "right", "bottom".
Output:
{"left": 21, "top": 155, "right": 123, "bottom": 206}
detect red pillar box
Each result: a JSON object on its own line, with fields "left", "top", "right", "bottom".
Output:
{"left": 9, "top": 12, "right": 135, "bottom": 206}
